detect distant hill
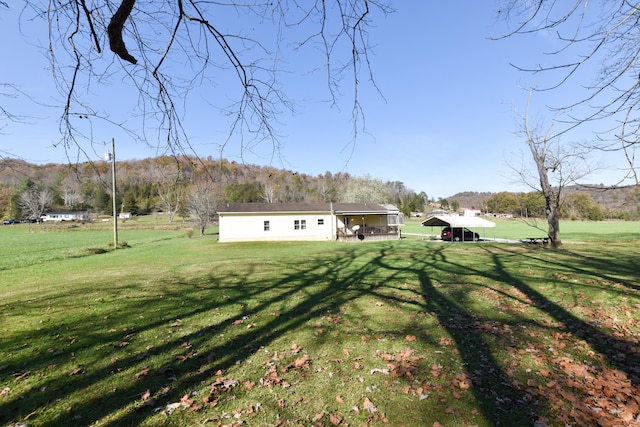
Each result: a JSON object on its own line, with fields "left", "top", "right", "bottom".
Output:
{"left": 564, "top": 184, "right": 639, "bottom": 211}
{"left": 446, "top": 185, "right": 639, "bottom": 218}
{"left": 1, "top": 157, "right": 637, "bottom": 220}
{"left": 443, "top": 191, "right": 493, "bottom": 210}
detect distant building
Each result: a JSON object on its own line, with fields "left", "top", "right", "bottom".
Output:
{"left": 485, "top": 212, "right": 514, "bottom": 219}
{"left": 463, "top": 209, "right": 482, "bottom": 217}
{"left": 426, "top": 209, "right": 449, "bottom": 216}
{"left": 41, "top": 211, "right": 90, "bottom": 222}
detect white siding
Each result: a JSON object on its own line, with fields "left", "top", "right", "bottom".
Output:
{"left": 219, "top": 212, "right": 335, "bottom": 242}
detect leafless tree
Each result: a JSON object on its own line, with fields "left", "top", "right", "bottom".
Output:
{"left": 61, "top": 175, "right": 85, "bottom": 208}
{"left": 261, "top": 184, "right": 277, "bottom": 204}
{"left": 496, "top": 1, "right": 639, "bottom": 185}
{"left": 513, "top": 91, "right": 594, "bottom": 248}
{"left": 186, "top": 182, "right": 219, "bottom": 236}
{"left": 17, "top": 0, "right": 391, "bottom": 160}
{"left": 152, "top": 160, "right": 190, "bottom": 222}
{"left": 19, "top": 187, "right": 53, "bottom": 221}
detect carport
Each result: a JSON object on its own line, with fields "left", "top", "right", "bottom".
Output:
{"left": 420, "top": 215, "right": 496, "bottom": 241}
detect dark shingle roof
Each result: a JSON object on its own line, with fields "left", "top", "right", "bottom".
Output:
{"left": 217, "top": 202, "right": 398, "bottom": 214}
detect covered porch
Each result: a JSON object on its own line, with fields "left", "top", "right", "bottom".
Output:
{"left": 335, "top": 204, "right": 404, "bottom": 242}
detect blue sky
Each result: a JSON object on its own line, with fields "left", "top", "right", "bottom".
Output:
{"left": 0, "top": 2, "right": 629, "bottom": 199}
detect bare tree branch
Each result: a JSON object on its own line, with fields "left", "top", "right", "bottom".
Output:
{"left": 80, "top": 0, "right": 101, "bottom": 53}
{"left": 16, "top": 0, "right": 392, "bottom": 168}
{"left": 496, "top": 1, "right": 640, "bottom": 184}
{"left": 107, "top": 0, "right": 137, "bottom": 64}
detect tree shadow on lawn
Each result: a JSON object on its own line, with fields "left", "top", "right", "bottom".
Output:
{"left": 366, "top": 246, "right": 538, "bottom": 425}
{"left": 480, "top": 244, "right": 640, "bottom": 377}
{"left": 475, "top": 245, "right": 640, "bottom": 425}
{"left": 1, "top": 242, "right": 638, "bottom": 426}
{"left": 1, "top": 245, "right": 397, "bottom": 426}
{"left": 359, "top": 243, "right": 640, "bottom": 425}
{"left": 559, "top": 242, "right": 640, "bottom": 292}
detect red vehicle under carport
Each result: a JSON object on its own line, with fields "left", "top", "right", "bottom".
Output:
{"left": 421, "top": 215, "right": 496, "bottom": 242}
{"left": 441, "top": 226, "right": 480, "bottom": 242}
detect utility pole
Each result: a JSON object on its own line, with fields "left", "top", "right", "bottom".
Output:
{"left": 104, "top": 138, "right": 118, "bottom": 249}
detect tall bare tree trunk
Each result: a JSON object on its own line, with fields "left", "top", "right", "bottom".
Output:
{"left": 531, "top": 153, "right": 562, "bottom": 248}
{"left": 531, "top": 150, "right": 562, "bottom": 248}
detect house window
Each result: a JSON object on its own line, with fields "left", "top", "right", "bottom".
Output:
{"left": 264, "top": 220, "right": 270, "bottom": 231}
{"left": 294, "top": 220, "right": 300, "bottom": 230}
{"left": 301, "top": 219, "right": 306, "bottom": 230}
{"left": 294, "top": 219, "right": 306, "bottom": 230}
{"left": 318, "top": 218, "right": 324, "bottom": 225}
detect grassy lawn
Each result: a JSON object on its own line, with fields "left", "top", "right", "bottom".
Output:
{"left": 1, "top": 220, "right": 639, "bottom": 426}
{"left": 402, "top": 216, "right": 640, "bottom": 241}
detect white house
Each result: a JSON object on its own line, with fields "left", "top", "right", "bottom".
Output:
{"left": 217, "top": 203, "right": 404, "bottom": 242}
{"left": 41, "top": 211, "right": 90, "bottom": 222}
{"left": 463, "top": 209, "right": 482, "bottom": 217}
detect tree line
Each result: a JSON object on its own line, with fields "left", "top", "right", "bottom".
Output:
{"left": 444, "top": 187, "right": 640, "bottom": 222}
{"left": 484, "top": 192, "right": 620, "bottom": 221}
{"left": 0, "top": 157, "right": 428, "bottom": 225}
{"left": 2, "top": 157, "right": 637, "bottom": 228}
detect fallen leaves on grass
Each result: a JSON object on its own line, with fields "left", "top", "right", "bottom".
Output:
{"left": 261, "top": 365, "right": 289, "bottom": 388}
{"left": 288, "top": 354, "right": 311, "bottom": 370}
{"left": 535, "top": 359, "right": 640, "bottom": 426}
{"left": 329, "top": 413, "right": 343, "bottom": 425}
{"left": 134, "top": 367, "right": 150, "bottom": 378}
{"left": 377, "top": 348, "right": 424, "bottom": 380}
{"left": 453, "top": 373, "right": 472, "bottom": 389}
{"left": 135, "top": 287, "right": 638, "bottom": 427}
{"left": 260, "top": 347, "right": 313, "bottom": 389}
{"left": 438, "top": 337, "right": 455, "bottom": 346}
{"left": 498, "top": 325, "right": 640, "bottom": 426}
{"left": 209, "top": 376, "right": 240, "bottom": 394}
{"left": 68, "top": 367, "right": 84, "bottom": 376}
{"left": 362, "top": 397, "right": 377, "bottom": 414}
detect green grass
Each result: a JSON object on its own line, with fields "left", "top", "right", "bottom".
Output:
{"left": 1, "top": 220, "right": 639, "bottom": 426}
{"left": 0, "top": 218, "right": 196, "bottom": 271}
{"left": 402, "top": 216, "right": 640, "bottom": 241}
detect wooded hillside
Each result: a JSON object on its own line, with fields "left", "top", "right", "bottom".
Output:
{"left": 0, "top": 157, "right": 428, "bottom": 220}
{"left": 1, "top": 157, "right": 638, "bottom": 221}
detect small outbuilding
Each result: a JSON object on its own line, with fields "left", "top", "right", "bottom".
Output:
{"left": 421, "top": 215, "right": 496, "bottom": 241}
